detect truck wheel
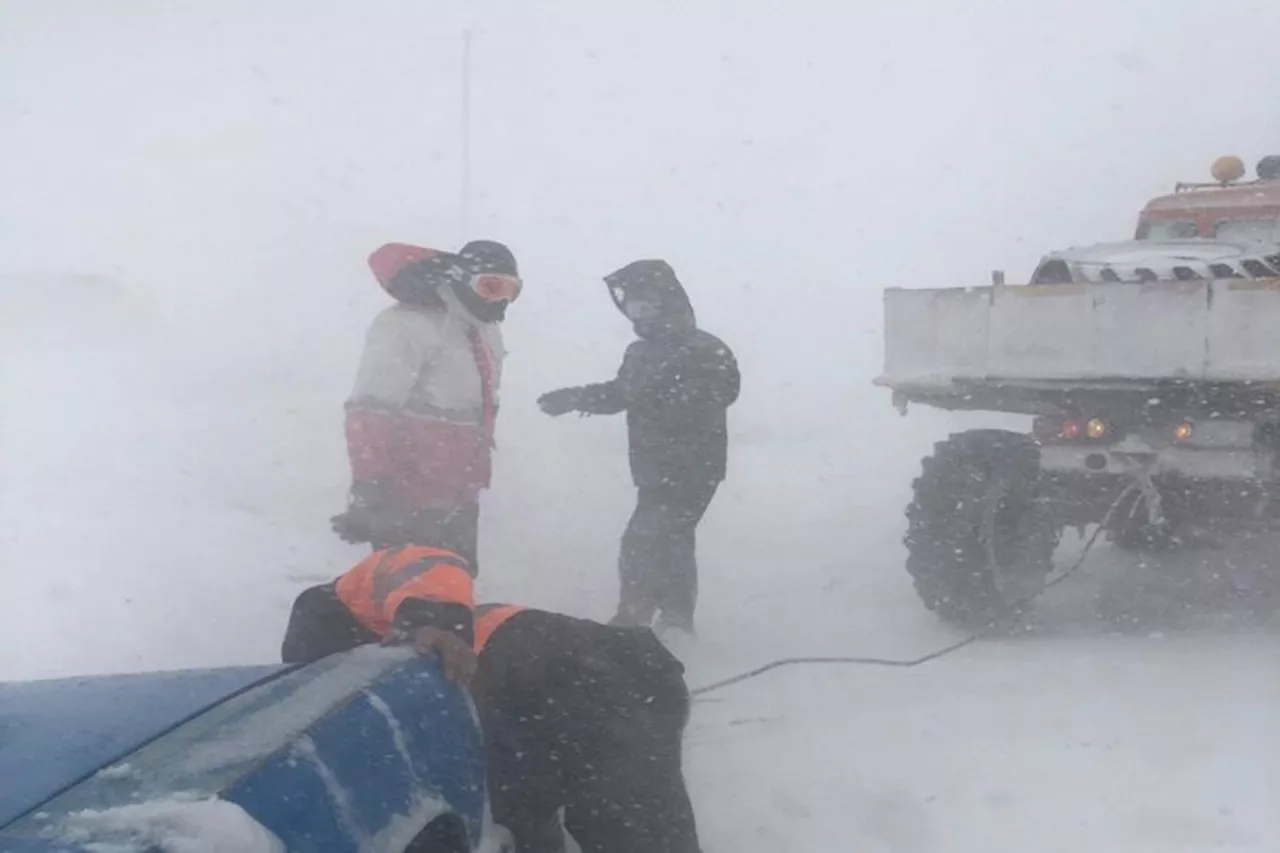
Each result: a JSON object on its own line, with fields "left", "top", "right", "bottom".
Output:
{"left": 905, "top": 430, "right": 1058, "bottom": 629}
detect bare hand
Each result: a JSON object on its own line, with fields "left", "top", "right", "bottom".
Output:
{"left": 402, "top": 626, "right": 478, "bottom": 686}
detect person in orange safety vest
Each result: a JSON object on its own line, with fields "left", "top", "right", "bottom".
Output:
{"left": 280, "top": 548, "right": 702, "bottom": 853}
{"left": 280, "top": 543, "right": 478, "bottom": 682}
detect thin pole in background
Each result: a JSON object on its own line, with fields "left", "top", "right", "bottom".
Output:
{"left": 460, "top": 28, "right": 473, "bottom": 239}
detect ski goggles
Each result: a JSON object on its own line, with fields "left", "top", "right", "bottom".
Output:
{"left": 470, "top": 272, "right": 522, "bottom": 303}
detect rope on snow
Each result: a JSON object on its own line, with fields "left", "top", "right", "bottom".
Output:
{"left": 689, "top": 484, "right": 1139, "bottom": 697}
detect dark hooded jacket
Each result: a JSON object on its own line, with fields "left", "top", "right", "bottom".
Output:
{"left": 571, "top": 260, "right": 740, "bottom": 487}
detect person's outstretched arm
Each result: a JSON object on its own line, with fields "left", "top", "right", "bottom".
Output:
{"left": 538, "top": 342, "right": 644, "bottom": 416}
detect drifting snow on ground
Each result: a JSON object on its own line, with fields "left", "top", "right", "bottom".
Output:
{"left": 682, "top": 629, "right": 1280, "bottom": 853}
{"left": 58, "top": 795, "right": 284, "bottom": 853}
{"left": 672, "top": 467, "right": 1280, "bottom": 853}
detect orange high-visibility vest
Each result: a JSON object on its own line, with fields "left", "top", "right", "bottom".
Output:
{"left": 335, "top": 546, "right": 474, "bottom": 638}
{"left": 473, "top": 603, "right": 526, "bottom": 653}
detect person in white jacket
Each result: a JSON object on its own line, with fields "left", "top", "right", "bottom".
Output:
{"left": 331, "top": 240, "right": 521, "bottom": 573}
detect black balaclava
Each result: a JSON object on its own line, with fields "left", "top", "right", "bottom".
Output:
{"left": 454, "top": 240, "right": 519, "bottom": 323}
{"left": 604, "top": 259, "right": 696, "bottom": 339}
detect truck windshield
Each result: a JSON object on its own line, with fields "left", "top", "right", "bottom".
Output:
{"left": 1137, "top": 219, "right": 1198, "bottom": 240}
{"left": 1214, "top": 218, "right": 1280, "bottom": 244}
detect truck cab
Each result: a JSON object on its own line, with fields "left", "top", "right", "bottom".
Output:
{"left": 1135, "top": 154, "right": 1280, "bottom": 244}
{"left": 1027, "top": 155, "right": 1280, "bottom": 286}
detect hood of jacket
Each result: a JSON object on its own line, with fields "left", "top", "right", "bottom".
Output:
{"left": 604, "top": 259, "right": 696, "bottom": 339}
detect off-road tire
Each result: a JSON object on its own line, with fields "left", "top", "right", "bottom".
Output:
{"left": 905, "top": 430, "right": 1058, "bottom": 629}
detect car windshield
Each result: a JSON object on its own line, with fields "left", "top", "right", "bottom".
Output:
{"left": 1215, "top": 217, "right": 1280, "bottom": 244}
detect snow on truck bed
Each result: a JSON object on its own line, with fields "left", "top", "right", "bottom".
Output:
{"left": 879, "top": 277, "right": 1280, "bottom": 389}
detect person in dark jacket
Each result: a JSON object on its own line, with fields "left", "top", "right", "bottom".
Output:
{"left": 282, "top": 549, "right": 701, "bottom": 853}
{"left": 472, "top": 604, "right": 699, "bottom": 853}
{"left": 537, "top": 260, "right": 740, "bottom": 635}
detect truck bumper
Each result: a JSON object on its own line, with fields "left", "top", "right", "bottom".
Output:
{"left": 1039, "top": 445, "right": 1270, "bottom": 481}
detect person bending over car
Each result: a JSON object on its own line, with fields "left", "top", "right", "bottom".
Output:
{"left": 281, "top": 535, "right": 702, "bottom": 853}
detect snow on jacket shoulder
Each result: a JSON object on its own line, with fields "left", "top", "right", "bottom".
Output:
{"left": 345, "top": 299, "right": 505, "bottom": 506}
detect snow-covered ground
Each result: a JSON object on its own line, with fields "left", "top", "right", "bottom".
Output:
{"left": 685, "top": 529, "right": 1280, "bottom": 853}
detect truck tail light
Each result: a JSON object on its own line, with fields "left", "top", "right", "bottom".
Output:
{"left": 1034, "top": 416, "right": 1114, "bottom": 442}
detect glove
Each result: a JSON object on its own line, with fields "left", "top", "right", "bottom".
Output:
{"left": 330, "top": 512, "right": 362, "bottom": 544}
{"left": 537, "top": 387, "right": 583, "bottom": 417}
{"left": 330, "top": 480, "right": 390, "bottom": 544}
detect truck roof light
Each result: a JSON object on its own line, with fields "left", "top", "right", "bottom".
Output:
{"left": 1257, "top": 155, "right": 1280, "bottom": 181}
{"left": 1211, "top": 155, "right": 1245, "bottom": 184}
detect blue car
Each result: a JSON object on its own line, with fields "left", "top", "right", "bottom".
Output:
{"left": 0, "top": 646, "right": 492, "bottom": 852}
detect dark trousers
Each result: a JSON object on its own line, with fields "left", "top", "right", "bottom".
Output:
{"left": 616, "top": 480, "right": 720, "bottom": 630}
{"left": 436, "top": 499, "right": 480, "bottom": 573}
{"left": 474, "top": 611, "right": 700, "bottom": 853}
{"left": 371, "top": 499, "right": 482, "bottom": 574}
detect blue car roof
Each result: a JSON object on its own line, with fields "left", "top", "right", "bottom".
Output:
{"left": 0, "top": 664, "right": 287, "bottom": 829}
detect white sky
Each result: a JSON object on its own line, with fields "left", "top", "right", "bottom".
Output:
{"left": 6, "top": 2, "right": 1279, "bottom": 324}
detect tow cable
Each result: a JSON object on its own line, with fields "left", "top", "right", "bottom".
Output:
{"left": 690, "top": 483, "right": 1142, "bottom": 698}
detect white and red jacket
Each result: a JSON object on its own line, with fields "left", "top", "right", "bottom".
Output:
{"left": 345, "top": 273, "right": 505, "bottom": 510}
